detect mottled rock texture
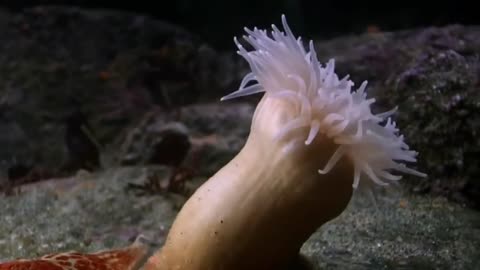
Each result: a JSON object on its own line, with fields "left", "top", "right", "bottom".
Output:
{"left": 314, "top": 26, "right": 480, "bottom": 208}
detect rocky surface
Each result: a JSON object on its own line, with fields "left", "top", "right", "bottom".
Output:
{"left": 1, "top": 6, "right": 479, "bottom": 207}
{"left": 303, "top": 190, "right": 480, "bottom": 270}
{"left": 314, "top": 26, "right": 480, "bottom": 208}
{"left": 0, "top": 99, "right": 255, "bottom": 260}
{"left": 0, "top": 6, "right": 245, "bottom": 184}
{"left": 0, "top": 5, "right": 480, "bottom": 270}
{"left": 1, "top": 100, "right": 479, "bottom": 270}
{"left": 0, "top": 155, "right": 479, "bottom": 270}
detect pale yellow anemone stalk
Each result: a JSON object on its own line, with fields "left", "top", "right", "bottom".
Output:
{"left": 146, "top": 15, "right": 426, "bottom": 270}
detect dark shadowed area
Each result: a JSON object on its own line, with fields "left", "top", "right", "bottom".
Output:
{"left": 0, "top": 0, "right": 479, "bottom": 49}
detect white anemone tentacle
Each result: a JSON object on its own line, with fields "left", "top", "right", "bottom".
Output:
{"left": 221, "top": 14, "right": 426, "bottom": 189}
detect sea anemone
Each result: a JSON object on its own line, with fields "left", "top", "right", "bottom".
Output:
{"left": 145, "top": 15, "right": 426, "bottom": 270}
{"left": 222, "top": 15, "right": 426, "bottom": 188}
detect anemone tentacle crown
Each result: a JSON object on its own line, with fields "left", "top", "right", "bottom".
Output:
{"left": 222, "top": 15, "right": 426, "bottom": 188}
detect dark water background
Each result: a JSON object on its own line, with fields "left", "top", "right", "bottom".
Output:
{"left": 1, "top": 0, "right": 478, "bottom": 48}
